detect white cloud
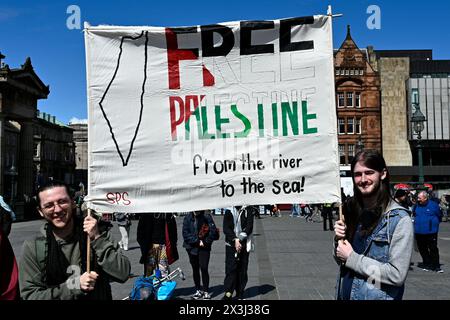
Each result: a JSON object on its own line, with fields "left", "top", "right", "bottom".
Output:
{"left": 69, "top": 117, "right": 88, "bottom": 125}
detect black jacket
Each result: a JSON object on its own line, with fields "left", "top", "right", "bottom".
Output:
{"left": 223, "top": 206, "right": 255, "bottom": 246}
{"left": 136, "top": 213, "right": 178, "bottom": 264}
{"left": 182, "top": 212, "right": 218, "bottom": 254}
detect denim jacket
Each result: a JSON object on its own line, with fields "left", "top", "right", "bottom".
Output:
{"left": 335, "top": 201, "right": 414, "bottom": 300}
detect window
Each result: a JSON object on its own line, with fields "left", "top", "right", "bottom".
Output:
{"left": 348, "top": 145, "right": 355, "bottom": 164}
{"left": 338, "top": 118, "right": 345, "bottom": 134}
{"left": 359, "top": 69, "right": 364, "bottom": 75}
{"left": 335, "top": 68, "right": 340, "bottom": 75}
{"left": 347, "top": 92, "right": 353, "bottom": 107}
{"left": 337, "top": 93, "right": 345, "bottom": 108}
{"left": 356, "top": 119, "right": 362, "bottom": 134}
{"left": 350, "top": 69, "right": 354, "bottom": 75}
{"left": 355, "top": 92, "right": 361, "bottom": 108}
{"left": 339, "top": 145, "right": 345, "bottom": 164}
{"left": 345, "top": 69, "right": 349, "bottom": 75}
{"left": 347, "top": 118, "right": 354, "bottom": 134}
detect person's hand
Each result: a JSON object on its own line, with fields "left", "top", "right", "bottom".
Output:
{"left": 84, "top": 215, "right": 100, "bottom": 240}
{"left": 234, "top": 239, "right": 242, "bottom": 252}
{"left": 334, "top": 220, "right": 346, "bottom": 240}
{"left": 199, "top": 240, "right": 204, "bottom": 247}
{"left": 79, "top": 271, "right": 98, "bottom": 292}
{"left": 336, "top": 240, "right": 353, "bottom": 262}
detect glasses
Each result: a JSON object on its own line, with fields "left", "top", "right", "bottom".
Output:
{"left": 40, "top": 198, "right": 71, "bottom": 213}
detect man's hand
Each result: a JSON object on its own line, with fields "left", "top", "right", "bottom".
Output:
{"left": 334, "top": 220, "right": 346, "bottom": 240}
{"left": 234, "top": 239, "right": 242, "bottom": 252}
{"left": 80, "top": 271, "right": 99, "bottom": 292}
{"left": 83, "top": 215, "right": 100, "bottom": 240}
{"left": 336, "top": 240, "right": 353, "bottom": 262}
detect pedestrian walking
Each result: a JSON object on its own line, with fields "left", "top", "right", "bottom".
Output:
{"left": 114, "top": 212, "right": 132, "bottom": 251}
{"left": 322, "top": 203, "right": 334, "bottom": 231}
{"left": 334, "top": 150, "right": 414, "bottom": 300}
{"left": 182, "top": 210, "right": 219, "bottom": 300}
{"left": 19, "top": 181, "right": 130, "bottom": 300}
{"left": 413, "top": 191, "right": 444, "bottom": 273}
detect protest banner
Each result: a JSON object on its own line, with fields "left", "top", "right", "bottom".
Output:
{"left": 84, "top": 14, "right": 340, "bottom": 213}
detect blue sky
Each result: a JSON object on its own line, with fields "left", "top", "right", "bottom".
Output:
{"left": 1, "top": 0, "right": 449, "bottom": 124}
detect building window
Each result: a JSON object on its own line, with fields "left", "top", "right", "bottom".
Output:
{"left": 355, "top": 92, "right": 361, "bottom": 108}
{"left": 359, "top": 69, "right": 364, "bottom": 75}
{"left": 337, "top": 93, "right": 345, "bottom": 108}
{"left": 340, "top": 69, "right": 345, "bottom": 75}
{"left": 339, "top": 144, "right": 345, "bottom": 164}
{"left": 356, "top": 118, "right": 362, "bottom": 134}
{"left": 338, "top": 118, "right": 346, "bottom": 134}
{"left": 335, "top": 68, "right": 340, "bottom": 75}
{"left": 347, "top": 92, "right": 353, "bottom": 107}
{"left": 345, "top": 69, "right": 349, "bottom": 75}
{"left": 348, "top": 145, "right": 355, "bottom": 164}
{"left": 347, "top": 118, "right": 354, "bottom": 134}
{"left": 350, "top": 69, "right": 354, "bottom": 76}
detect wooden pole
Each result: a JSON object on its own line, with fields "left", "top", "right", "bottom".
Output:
{"left": 86, "top": 208, "right": 91, "bottom": 273}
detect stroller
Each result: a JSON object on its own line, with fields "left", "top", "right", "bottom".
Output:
{"left": 127, "top": 267, "right": 185, "bottom": 300}
{"left": 128, "top": 245, "right": 185, "bottom": 300}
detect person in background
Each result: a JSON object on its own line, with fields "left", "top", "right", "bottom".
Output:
{"left": 222, "top": 206, "right": 255, "bottom": 300}
{"left": 115, "top": 212, "right": 132, "bottom": 251}
{"left": 334, "top": 150, "right": 414, "bottom": 300}
{"left": 0, "top": 197, "right": 19, "bottom": 300}
{"left": 412, "top": 191, "right": 443, "bottom": 273}
{"left": 322, "top": 203, "right": 334, "bottom": 231}
{"left": 137, "top": 213, "right": 178, "bottom": 278}
{"left": 182, "top": 210, "right": 219, "bottom": 300}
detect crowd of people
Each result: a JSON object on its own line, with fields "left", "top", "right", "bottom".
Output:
{"left": 1, "top": 150, "right": 448, "bottom": 301}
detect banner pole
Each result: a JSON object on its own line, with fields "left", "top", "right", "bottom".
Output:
{"left": 87, "top": 208, "right": 91, "bottom": 273}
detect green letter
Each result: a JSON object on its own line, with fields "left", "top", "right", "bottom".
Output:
{"left": 302, "top": 100, "right": 317, "bottom": 134}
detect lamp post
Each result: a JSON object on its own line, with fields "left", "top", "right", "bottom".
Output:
{"left": 410, "top": 89, "right": 426, "bottom": 185}
{"left": 6, "top": 164, "right": 18, "bottom": 208}
{"left": 356, "top": 135, "right": 365, "bottom": 153}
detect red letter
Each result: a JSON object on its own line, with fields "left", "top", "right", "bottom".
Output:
{"left": 166, "top": 27, "right": 199, "bottom": 90}
{"left": 122, "top": 192, "right": 131, "bottom": 206}
{"left": 106, "top": 193, "right": 116, "bottom": 204}
{"left": 169, "top": 96, "right": 185, "bottom": 140}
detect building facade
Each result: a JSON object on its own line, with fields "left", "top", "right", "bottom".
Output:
{"left": 34, "top": 111, "right": 75, "bottom": 191}
{"left": 68, "top": 123, "right": 88, "bottom": 187}
{"left": 0, "top": 54, "right": 49, "bottom": 219}
{"left": 334, "top": 26, "right": 382, "bottom": 165}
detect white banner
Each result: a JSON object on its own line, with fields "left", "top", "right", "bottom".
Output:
{"left": 84, "top": 15, "right": 340, "bottom": 213}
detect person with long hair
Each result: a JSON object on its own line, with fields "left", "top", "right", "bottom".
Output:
{"left": 333, "top": 150, "right": 414, "bottom": 300}
{"left": 19, "top": 181, "right": 130, "bottom": 300}
{"left": 137, "top": 213, "right": 178, "bottom": 278}
{"left": 182, "top": 210, "right": 218, "bottom": 300}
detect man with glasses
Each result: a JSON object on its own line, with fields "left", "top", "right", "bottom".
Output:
{"left": 19, "top": 181, "right": 130, "bottom": 299}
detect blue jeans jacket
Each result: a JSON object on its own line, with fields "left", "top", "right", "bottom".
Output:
{"left": 336, "top": 208, "right": 409, "bottom": 300}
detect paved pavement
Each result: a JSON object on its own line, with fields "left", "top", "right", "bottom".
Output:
{"left": 9, "top": 211, "right": 450, "bottom": 300}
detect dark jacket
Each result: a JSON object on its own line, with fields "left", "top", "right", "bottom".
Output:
{"left": 223, "top": 206, "right": 254, "bottom": 246}
{"left": 136, "top": 213, "right": 178, "bottom": 264}
{"left": 182, "top": 212, "right": 218, "bottom": 254}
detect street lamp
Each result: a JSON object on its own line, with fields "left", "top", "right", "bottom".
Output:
{"left": 356, "top": 135, "right": 365, "bottom": 153}
{"left": 6, "top": 164, "right": 18, "bottom": 208}
{"left": 410, "top": 89, "right": 426, "bottom": 185}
